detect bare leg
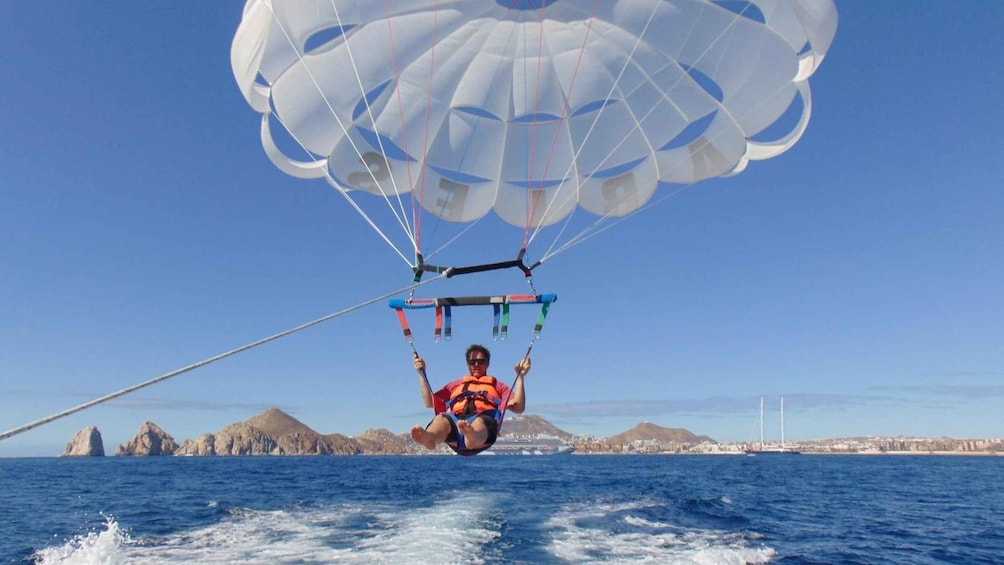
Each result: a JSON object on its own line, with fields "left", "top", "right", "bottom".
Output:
{"left": 456, "top": 416, "right": 489, "bottom": 449}
{"left": 411, "top": 415, "right": 451, "bottom": 450}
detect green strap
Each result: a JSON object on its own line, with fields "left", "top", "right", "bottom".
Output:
{"left": 534, "top": 301, "right": 551, "bottom": 335}
{"left": 501, "top": 303, "right": 510, "bottom": 340}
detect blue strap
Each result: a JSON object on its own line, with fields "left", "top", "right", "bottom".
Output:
{"left": 492, "top": 304, "right": 501, "bottom": 340}
{"left": 444, "top": 305, "right": 453, "bottom": 341}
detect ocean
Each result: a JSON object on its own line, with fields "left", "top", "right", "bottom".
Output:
{"left": 2, "top": 455, "right": 1001, "bottom": 564}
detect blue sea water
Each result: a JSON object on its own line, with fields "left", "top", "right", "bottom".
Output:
{"left": 1, "top": 455, "right": 1002, "bottom": 564}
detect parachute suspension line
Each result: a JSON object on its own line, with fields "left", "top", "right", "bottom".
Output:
{"left": 0, "top": 274, "right": 449, "bottom": 443}
{"left": 420, "top": 213, "right": 487, "bottom": 263}
{"left": 522, "top": 5, "right": 550, "bottom": 249}
{"left": 541, "top": 56, "right": 816, "bottom": 266}
{"left": 411, "top": 7, "right": 545, "bottom": 290}
{"left": 527, "top": 0, "right": 654, "bottom": 255}
{"left": 524, "top": 0, "right": 601, "bottom": 248}
{"left": 259, "top": 110, "right": 415, "bottom": 268}
{"left": 413, "top": 0, "right": 444, "bottom": 255}
{"left": 332, "top": 2, "right": 420, "bottom": 245}
{"left": 541, "top": 182, "right": 695, "bottom": 263}
{"left": 254, "top": 7, "right": 419, "bottom": 264}
{"left": 325, "top": 172, "right": 415, "bottom": 269}
{"left": 501, "top": 297, "right": 553, "bottom": 430}
{"left": 531, "top": 1, "right": 774, "bottom": 260}
{"left": 381, "top": 0, "right": 421, "bottom": 256}
{"left": 539, "top": 4, "right": 811, "bottom": 264}
{"left": 262, "top": 4, "right": 417, "bottom": 251}
{"left": 420, "top": 13, "right": 521, "bottom": 262}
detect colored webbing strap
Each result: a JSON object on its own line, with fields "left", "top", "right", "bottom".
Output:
{"left": 533, "top": 301, "right": 552, "bottom": 335}
{"left": 502, "top": 302, "right": 510, "bottom": 340}
{"left": 389, "top": 294, "right": 557, "bottom": 309}
{"left": 445, "top": 306, "right": 453, "bottom": 341}
{"left": 431, "top": 306, "right": 456, "bottom": 341}
{"left": 389, "top": 294, "right": 557, "bottom": 341}
{"left": 435, "top": 306, "right": 443, "bottom": 341}
{"left": 492, "top": 304, "right": 501, "bottom": 340}
{"left": 394, "top": 308, "right": 413, "bottom": 343}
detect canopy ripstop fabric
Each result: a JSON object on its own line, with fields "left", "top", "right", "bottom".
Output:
{"left": 232, "top": 0, "right": 837, "bottom": 233}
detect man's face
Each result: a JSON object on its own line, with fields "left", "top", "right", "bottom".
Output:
{"left": 467, "top": 352, "right": 489, "bottom": 376}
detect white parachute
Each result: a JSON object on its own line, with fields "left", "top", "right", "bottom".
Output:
{"left": 231, "top": 0, "right": 837, "bottom": 270}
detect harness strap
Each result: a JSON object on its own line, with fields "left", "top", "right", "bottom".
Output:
{"left": 533, "top": 301, "right": 552, "bottom": 336}
{"left": 501, "top": 302, "right": 510, "bottom": 340}
{"left": 492, "top": 304, "right": 501, "bottom": 340}
{"left": 393, "top": 308, "right": 413, "bottom": 343}
{"left": 444, "top": 305, "right": 453, "bottom": 341}
{"left": 434, "top": 306, "right": 443, "bottom": 342}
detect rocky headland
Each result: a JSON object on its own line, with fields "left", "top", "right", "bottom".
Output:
{"left": 62, "top": 425, "right": 105, "bottom": 457}
{"left": 116, "top": 422, "right": 179, "bottom": 456}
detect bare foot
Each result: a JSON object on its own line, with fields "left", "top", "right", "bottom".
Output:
{"left": 456, "top": 420, "right": 483, "bottom": 449}
{"left": 410, "top": 425, "right": 436, "bottom": 450}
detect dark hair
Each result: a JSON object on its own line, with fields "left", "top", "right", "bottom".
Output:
{"left": 465, "top": 344, "right": 490, "bottom": 364}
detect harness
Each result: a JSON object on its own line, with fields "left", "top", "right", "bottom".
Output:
{"left": 391, "top": 292, "right": 556, "bottom": 456}
{"left": 442, "top": 375, "right": 505, "bottom": 456}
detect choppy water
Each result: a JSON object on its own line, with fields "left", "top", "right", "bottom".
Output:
{"left": 2, "top": 455, "right": 1002, "bottom": 563}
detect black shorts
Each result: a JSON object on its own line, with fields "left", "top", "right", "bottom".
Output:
{"left": 433, "top": 411, "right": 500, "bottom": 447}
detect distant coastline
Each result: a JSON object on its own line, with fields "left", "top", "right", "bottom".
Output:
{"left": 41, "top": 408, "right": 1004, "bottom": 458}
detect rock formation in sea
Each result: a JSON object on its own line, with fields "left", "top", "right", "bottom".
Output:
{"left": 62, "top": 426, "right": 105, "bottom": 457}
{"left": 174, "top": 408, "right": 402, "bottom": 456}
{"left": 116, "top": 421, "right": 180, "bottom": 456}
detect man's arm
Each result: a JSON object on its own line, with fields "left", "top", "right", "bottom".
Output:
{"left": 506, "top": 358, "right": 531, "bottom": 413}
{"left": 415, "top": 355, "right": 434, "bottom": 409}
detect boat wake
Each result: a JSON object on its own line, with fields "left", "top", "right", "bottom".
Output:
{"left": 33, "top": 496, "right": 773, "bottom": 564}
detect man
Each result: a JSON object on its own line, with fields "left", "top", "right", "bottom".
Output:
{"left": 410, "top": 344, "right": 530, "bottom": 455}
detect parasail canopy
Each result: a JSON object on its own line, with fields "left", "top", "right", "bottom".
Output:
{"left": 231, "top": 0, "right": 838, "bottom": 270}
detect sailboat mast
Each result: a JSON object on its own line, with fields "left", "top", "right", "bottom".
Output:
{"left": 759, "top": 397, "right": 765, "bottom": 450}
{"left": 781, "top": 397, "right": 786, "bottom": 451}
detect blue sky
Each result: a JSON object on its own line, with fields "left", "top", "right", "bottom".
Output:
{"left": 2, "top": 2, "right": 1002, "bottom": 457}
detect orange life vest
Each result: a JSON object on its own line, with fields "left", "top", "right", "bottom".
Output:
{"left": 448, "top": 375, "right": 503, "bottom": 416}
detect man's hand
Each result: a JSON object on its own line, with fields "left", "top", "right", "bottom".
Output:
{"left": 514, "top": 357, "right": 531, "bottom": 378}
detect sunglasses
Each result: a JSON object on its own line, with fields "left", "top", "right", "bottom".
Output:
{"left": 467, "top": 358, "right": 488, "bottom": 366}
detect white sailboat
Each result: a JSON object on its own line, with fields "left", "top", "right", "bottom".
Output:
{"left": 745, "top": 397, "right": 801, "bottom": 455}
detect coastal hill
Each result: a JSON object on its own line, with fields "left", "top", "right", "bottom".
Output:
{"left": 103, "top": 408, "right": 713, "bottom": 456}
{"left": 499, "top": 414, "right": 574, "bottom": 440}
{"left": 173, "top": 408, "right": 405, "bottom": 456}
{"left": 609, "top": 422, "right": 713, "bottom": 445}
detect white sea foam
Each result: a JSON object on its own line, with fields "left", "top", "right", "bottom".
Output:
{"left": 34, "top": 516, "right": 128, "bottom": 565}
{"left": 545, "top": 500, "right": 776, "bottom": 564}
{"left": 32, "top": 493, "right": 500, "bottom": 565}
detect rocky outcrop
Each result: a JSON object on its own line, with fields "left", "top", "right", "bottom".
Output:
{"left": 177, "top": 433, "right": 218, "bottom": 456}
{"left": 62, "top": 426, "right": 105, "bottom": 457}
{"left": 116, "top": 421, "right": 179, "bottom": 456}
{"left": 175, "top": 408, "right": 364, "bottom": 456}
